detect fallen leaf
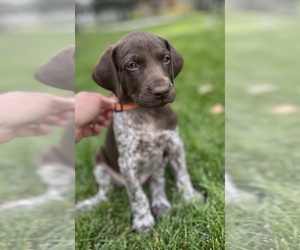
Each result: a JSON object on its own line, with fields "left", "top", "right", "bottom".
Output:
{"left": 247, "top": 84, "right": 277, "bottom": 95}
{"left": 270, "top": 104, "right": 298, "bottom": 114}
{"left": 210, "top": 103, "right": 224, "bottom": 115}
{"left": 198, "top": 84, "right": 214, "bottom": 95}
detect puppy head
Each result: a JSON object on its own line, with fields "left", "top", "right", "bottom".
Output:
{"left": 92, "top": 31, "right": 183, "bottom": 108}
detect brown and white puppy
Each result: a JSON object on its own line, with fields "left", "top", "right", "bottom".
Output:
{"left": 76, "top": 32, "right": 202, "bottom": 232}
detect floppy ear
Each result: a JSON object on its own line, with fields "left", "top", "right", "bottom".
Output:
{"left": 34, "top": 45, "right": 74, "bottom": 91}
{"left": 92, "top": 45, "right": 123, "bottom": 99}
{"left": 164, "top": 40, "right": 184, "bottom": 81}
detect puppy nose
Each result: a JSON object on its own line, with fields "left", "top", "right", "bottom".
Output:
{"left": 152, "top": 86, "right": 170, "bottom": 99}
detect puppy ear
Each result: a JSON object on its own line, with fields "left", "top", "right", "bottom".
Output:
{"left": 34, "top": 45, "right": 74, "bottom": 91}
{"left": 164, "top": 40, "right": 184, "bottom": 80}
{"left": 92, "top": 46, "right": 122, "bottom": 99}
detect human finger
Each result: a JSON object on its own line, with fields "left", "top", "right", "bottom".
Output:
{"left": 51, "top": 96, "right": 75, "bottom": 111}
{"left": 98, "top": 95, "right": 116, "bottom": 109}
{"left": 94, "top": 116, "right": 110, "bottom": 127}
{"left": 16, "top": 124, "right": 53, "bottom": 137}
{"left": 81, "top": 124, "right": 101, "bottom": 138}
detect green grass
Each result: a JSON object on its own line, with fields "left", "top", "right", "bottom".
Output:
{"left": 75, "top": 13, "right": 224, "bottom": 249}
{"left": 226, "top": 12, "right": 300, "bottom": 249}
{"left": 0, "top": 33, "right": 74, "bottom": 250}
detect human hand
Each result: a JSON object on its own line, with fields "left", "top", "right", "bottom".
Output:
{"left": 0, "top": 92, "right": 74, "bottom": 143}
{"left": 75, "top": 92, "right": 115, "bottom": 143}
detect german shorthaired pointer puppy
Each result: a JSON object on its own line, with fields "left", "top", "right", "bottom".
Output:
{"left": 76, "top": 32, "right": 202, "bottom": 232}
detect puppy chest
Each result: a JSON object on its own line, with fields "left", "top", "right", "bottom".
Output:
{"left": 117, "top": 133, "right": 167, "bottom": 172}
{"left": 112, "top": 112, "right": 179, "bottom": 173}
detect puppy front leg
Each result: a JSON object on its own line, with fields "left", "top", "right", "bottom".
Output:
{"left": 119, "top": 157, "right": 155, "bottom": 232}
{"left": 149, "top": 162, "right": 171, "bottom": 218}
{"left": 168, "top": 137, "right": 203, "bottom": 202}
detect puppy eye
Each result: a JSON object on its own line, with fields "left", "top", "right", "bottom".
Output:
{"left": 127, "top": 62, "right": 138, "bottom": 70}
{"left": 163, "top": 55, "right": 171, "bottom": 64}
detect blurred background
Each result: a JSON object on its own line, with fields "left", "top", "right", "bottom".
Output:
{"left": 226, "top": 0, "right": 300, "bottom": 249}
{"left": 75, "top": 0, "right": 225, "bottom": 249}
{"left": 0, "top": 0, "right": 74, "bottom": 32}
{"left": 0, "top": 1, "right": 74, "bottom": 250}
{"left": 75, "top": 0, "right": 223, "bottom": 32}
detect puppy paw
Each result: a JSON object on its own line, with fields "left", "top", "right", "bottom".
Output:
{"left": 76, "top": 201, "right": 95, "bottom": 211}
{"left": 132, "top": 212, "right": 155, "bottom": 232}
{"left": 76, "top": 195, "right": 106, "bottom": 211}
{"left": 151, "top": 199, "right": 171, "bottom": 219}
{"left": 183, "top": 190, "right": 204, "bottom": 203}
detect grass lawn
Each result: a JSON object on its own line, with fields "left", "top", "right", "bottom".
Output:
{"left": 226, "top": 12, "right": 300, "bottom": 249}
{"left": 75, "top": 13, "right": 224, "bottom": 249}
{"left": 0, "top": 33, "right": 74, "bottom": 250}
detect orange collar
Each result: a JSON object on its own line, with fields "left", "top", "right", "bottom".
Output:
{"left": 110, "top": 94, "right": 139, "bottom": 112}
{"left": 113, "top": 102, "right": 140, "bottom": 112}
